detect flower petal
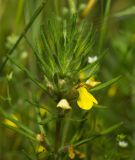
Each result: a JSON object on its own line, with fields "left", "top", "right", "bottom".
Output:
{"left": 77, "top": 87, "right": 98, "bottom": 110}
{"left": 86, "top": 76, "right": 101, "bottom": 87}
{"left": 36, "top": 145, "right": 46, "bottom": 153}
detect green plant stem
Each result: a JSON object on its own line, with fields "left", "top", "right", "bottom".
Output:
{"left": 68, "top": 0, "right": 76, "bottom": 14}
{"left": 54, "top": 0, "right": 60, "bottom": 16}
{"left": 55, "top": 119, "right": 61, "bottom": 150}
{"left": 15, "top": 0, "right": 24, "bottom": 25}
{"left": 0, "top": 0, "right": 47, "bottom": 73}
{"left": 61, "top": 113, "right": 71, "bottom": 146}
{"left": 54, "top": 109, "right": 63, "bottom": 159}
{"left": 98, "top": 0, "right": 111, "bottom": 52}
{"left": 35, "top": 106, "right": 51, "bottom": 152}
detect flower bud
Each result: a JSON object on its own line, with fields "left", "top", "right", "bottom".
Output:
{"left": 36, "top": 133, "right": 45, "bottom": 143}
{"left": 57, "top": 99, "right": 71, "bottom": 110}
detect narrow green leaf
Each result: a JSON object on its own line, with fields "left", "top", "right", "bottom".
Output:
{"left": 53, "top": 72, "right": 59, "bottom": 89}
{"left": 90, "top": 76, "right": 121, "bottom": 92}
{"left": 40, "top": 25, "right": 54, "bottom": 57}
{"left": 25, "top": 99, "right": 53, "bottom": 115}
{"left": 0, "top": 108, "right": 35, "bottom": 136}
{"left": 40, "top": 28, "right": 55, "bottom": 72}
{"left": 36, "top": 41, "right": 53, "bottom": 79}
{"left": 0, "top": 122, "right": 36, "bottom": 142}
{"left": 73, "top": 122, "right": 123, "bottom": 147}
{"left": 25, "top": 36, "right": 53, "bottom": 79}
{"left": 73, "top": 135, "right": 99, "bottom": 147}
{"left": 100, "top": 122, "right": 124, "bottom": 135}
{"left": 38, "top": 117, "right": 57, "bottom": 125}
{"left": 114, "top": 6, "right": 135, "bottom": 18}
{"left": 53, "top": 54, "right": 63, "bottom": 74}
{"left": 75, "top": 26, "right": 93, "bottom": 58}
{"left": 7, "top": 55, "right": 46, "bottom": 91}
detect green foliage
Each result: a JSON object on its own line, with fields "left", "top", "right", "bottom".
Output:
{"left": 0, "top": 0, "right": 135, "bottom": 160}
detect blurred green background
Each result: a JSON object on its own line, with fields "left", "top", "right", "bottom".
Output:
{"left": 0, "top": 0, "right": 135, "bottom": 159}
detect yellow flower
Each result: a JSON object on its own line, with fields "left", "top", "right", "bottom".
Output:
{"left": 68, "top": 145, "right": 86, "bottom": 159}
{"left": 68, "top": 146, "right": 76, "bottom": 159}
{"left": 36, "top": 133, "right": 46, "bottom": 153}
{"left": 75, "top": 150, "right": 86, "bottom": 159}
{"left": 36, "top": 145, "right": 46, "bottom": 153}
{"left": 77, "top": 87, "right": 98, "bottom": 110}
{"left": 86, "top": 76, "right": 101, "bottom": 87}
{"left": 36, "top": 133, "right": 45, "bottom": 142}
{"left": 39, "top": 107, "right": 46, "bottom": 117}
{"left": 4, "top": 115, "right": 18, "bottom": 128}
